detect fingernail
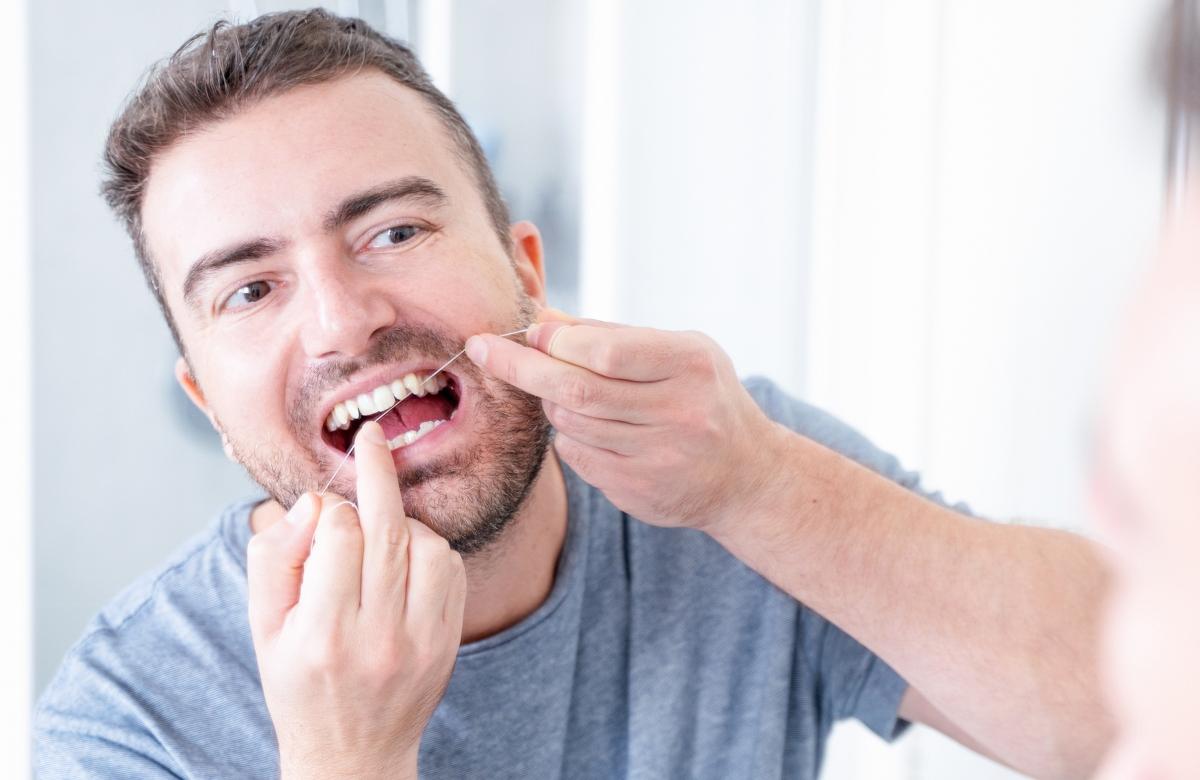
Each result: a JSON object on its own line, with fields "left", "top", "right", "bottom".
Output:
{"left": 465, "top": 335, "right": 489, "bottom": 365}
{"left": 357, "top": 420, "right": 385, "bottom": 447}
{"left": 543, "top": 322, "right": 570, "bottom": 356}
{"left": 287, "top": 492, "right": 313, "bottom": 525}
{"left": 525, "top": 323, "right": 542, "bottom": 346}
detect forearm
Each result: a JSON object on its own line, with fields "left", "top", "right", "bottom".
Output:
{"left": 708, "top": 424, "right": 1114, "bottom": 779}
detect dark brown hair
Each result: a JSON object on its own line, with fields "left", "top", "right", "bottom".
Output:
{"left": 101, "top": 8, "right": 511, "bottom": 354}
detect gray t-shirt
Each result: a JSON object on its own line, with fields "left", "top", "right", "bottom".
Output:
{"left": 36, "top": 378, "right": 931, "bottom": 779}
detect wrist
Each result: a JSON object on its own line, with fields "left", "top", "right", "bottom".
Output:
{"left": 281, "top": 747, "right": 420, "bottom": 780}
{"left": 706, "top": 420, "right": 810, "bottom": 543}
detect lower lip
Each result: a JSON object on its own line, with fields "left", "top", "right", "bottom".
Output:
{"left": 387, "top": 411, "right": 458, "bottom": 461}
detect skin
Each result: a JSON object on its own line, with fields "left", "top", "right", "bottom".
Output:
{"left": 141, "top": 70, "right": 1112, "bottom": 777}
{"left": 1091, "top": 206, "right": 1200, "bottom": 780}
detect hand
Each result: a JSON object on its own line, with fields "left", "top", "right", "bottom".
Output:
{"left": 465, "top": 311, "right": 787, "bottom": 533}
{"left": 246, "top": 421, "right": 467, "bottom": 780}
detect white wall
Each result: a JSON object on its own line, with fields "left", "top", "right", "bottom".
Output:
{"left": 807, "top": 1, "right": 1165, "bottom": 778}
{"left": 2, "top": 0, "right": 33, "bottom": 775}
{"left": 582, "top": 0, "right": 821, "bottom": 397}
{"left": 807, "top": 0, "right": 1165, "bottom": 530}
{"left": 586, "top": 1, "right": 1168, "bottom": 778}
{"left": 31, "top": 0, "right": 258, "bottom": 695}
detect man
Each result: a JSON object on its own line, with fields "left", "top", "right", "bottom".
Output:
{"left": 35, "top": 10, "right": 1111, "bottom": 779}
{"left": 1091, "top": 203, "right": 1200, "bottom": 780}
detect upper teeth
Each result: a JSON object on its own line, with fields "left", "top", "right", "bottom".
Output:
{"left": 324, "top": 372, "right": 448, "bottom": 432}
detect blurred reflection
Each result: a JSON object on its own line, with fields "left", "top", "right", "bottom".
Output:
{"left": 1093, "top": 194, "right": 1200, "bottom": 780}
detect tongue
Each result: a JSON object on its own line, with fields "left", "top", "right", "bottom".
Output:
{"left": 377, "top": 393, "right": 455, "bottom": 439}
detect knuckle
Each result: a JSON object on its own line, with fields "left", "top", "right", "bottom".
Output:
{"left": 362, "top": 637, "right": 403, "bottom": 681}
{"left": 410, "top": 643, "right": 437, "bottom": 671}
{"left": 592, "top": 342, "right": 624, "bottom": 375}
{"left": 500, "top": 354, "right": 521, "bottom": 387}
{"left": 560, "top": 375, "right": 594, "bottom": 410}
{"left": 681, "top": 331, "right": 717, "bottom": 373}
{"left": 245, "top": 535, "right": 272, "bottom": 565}
{"left": 546, "top": 402, "right": 576, "bottom": 431}
{"left": 381, "top": 515, "right": 410, "bottom": 547}
{"left": 412, "top": 636, "right": 452, "bottom": 671}
{"left": 678, "top": 405, "right": 708, "bottom": 433}
{"left": 643, "top": 340, "right": 672, "bottom": 370}
{"left": 323, "top": 506, "right": 361, "bottom": 534}
{"left": 301, "top": 634, "right": 343, "bottom": 671}
{"left": 555, "top": 434, "right": 590, "bottom": 470}
{"left": 410, "top": 527, "right": 451, "bottom": 558}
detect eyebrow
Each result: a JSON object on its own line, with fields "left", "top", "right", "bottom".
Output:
{"left": 182, "top": 237, "right": 285, "bottom": 311}
{"left": 180, "top": 176, "right": 450, "bottom": 312}
{"left": 321, "top": 175, "right": 449, "bottom": 233}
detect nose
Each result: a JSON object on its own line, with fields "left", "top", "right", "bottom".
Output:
{"left": 298, "top": 258, "right": 398, "bottom": 359}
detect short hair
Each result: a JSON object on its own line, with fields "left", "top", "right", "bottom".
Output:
{"left": 101, "top": 8, "right": 512, "bottom": 355}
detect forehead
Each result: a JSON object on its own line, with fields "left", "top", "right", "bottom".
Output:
{"left": 140, "top": 71, "right": 472, "bottom": 290}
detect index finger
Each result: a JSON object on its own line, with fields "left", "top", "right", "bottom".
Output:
{"left": 353, "top": 421, "right": 412, "bottom": 613}
{"left": 526, "top": 322, "right": 686, "bottom": 382}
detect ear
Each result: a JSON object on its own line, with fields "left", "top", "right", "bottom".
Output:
{"left": 175, "top": 357, "right": 236, "bottom": 459}
{"left": 175, "top": 357, "right": 210, "bottom": 416}
{"left": 508, "top": 221, "right": 548, "bottom": 305}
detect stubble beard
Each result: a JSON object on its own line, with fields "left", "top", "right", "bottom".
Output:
{"left": 217, "top": 300, "right": 552, "bottom": 556}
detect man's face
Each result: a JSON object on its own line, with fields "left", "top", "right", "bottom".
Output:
{"left": 1092, "top": 213, "right": 1200, "bottom": 779}
{"left": 140, "top": 71, "right": 551, "bottom": 553}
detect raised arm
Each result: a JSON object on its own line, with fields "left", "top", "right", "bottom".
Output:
{"left": 466, "top": 312, "right": 1114, "bottom": 780}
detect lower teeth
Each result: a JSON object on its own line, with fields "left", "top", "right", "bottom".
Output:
{"left": 387, "top": 419, "right": 446, "bottom": 451}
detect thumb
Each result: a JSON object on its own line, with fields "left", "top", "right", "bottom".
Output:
{"left": 246, "top": 492, "right": 321, "bottom": 641}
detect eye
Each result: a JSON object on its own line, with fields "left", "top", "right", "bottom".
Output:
{"left": 221, "top": 280, "right": 273, "bottom": 312}
{"left": 366, "top": 224, "right": 424, "bottom": 250}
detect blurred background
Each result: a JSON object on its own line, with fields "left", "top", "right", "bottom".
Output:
{"left": 21, "top": 0, "right": 1180, "bottom": 777}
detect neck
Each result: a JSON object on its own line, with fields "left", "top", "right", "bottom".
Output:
{"left": 249, "top": 452, "right": 569, "bottom": 646}
{"left": 457, "top": 451, "right": 568, "bottom": 643}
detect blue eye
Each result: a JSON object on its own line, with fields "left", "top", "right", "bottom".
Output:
{"left": 367, "top": 224, "right": 423, "bottom": 250}
{"left": 222, "top": 280, "right": 273, "bottom": 311}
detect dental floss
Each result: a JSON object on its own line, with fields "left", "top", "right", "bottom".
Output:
{"left": 317, "top": 327, "right": 531, "bottom": 496}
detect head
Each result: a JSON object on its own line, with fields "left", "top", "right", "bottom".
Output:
{"left": 1092, "top": 196, "right": 1200, "bottom": 779}
{"left": 103, "top": 9, "right": 551, "bottom": 554}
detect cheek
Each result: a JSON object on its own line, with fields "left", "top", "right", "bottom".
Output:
{"left": 198, "top": 343, "right": 292, "bottom": 437}
{"left": 1102, "top": 569, "right": 1199, "bottom": 771}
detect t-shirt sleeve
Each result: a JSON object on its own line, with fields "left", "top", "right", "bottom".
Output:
{"left": 799, "top": 607, "right": 912, "bottom": 741}
{"left": 34, "top": 636, "right": 184, "bottom": 780}
{"left": 742, "top": 376, "right": 971, "bottom": 741}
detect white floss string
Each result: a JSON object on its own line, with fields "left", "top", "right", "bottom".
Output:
{"left": 317, "top": 328, "right": 531, "bottom": 495}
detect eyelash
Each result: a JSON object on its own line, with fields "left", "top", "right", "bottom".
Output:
{"left": 364, "top": 222, "right": 426, "bottom": 251}
{"left": 220, "top": 280, "right": 276, "bottom": 313}
{"left": 216, "top": 223, "right": 428, "bottom": 314}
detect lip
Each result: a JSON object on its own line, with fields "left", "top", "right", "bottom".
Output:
{"left": 314, "top": 361, "right": 467, "bottom": 447}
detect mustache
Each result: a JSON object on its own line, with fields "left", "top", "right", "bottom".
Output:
{"left": 288, "top": 325, "right": 479, "bottom": 433}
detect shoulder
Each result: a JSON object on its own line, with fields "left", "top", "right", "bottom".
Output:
{"left": 61, "top": 498, "right": 255, "bottom": 645}
{"left": 741, "top": 375, "right": 920, "bottom": 489}
{"left": 35, "top": 499, "right": 260, "bottom": 751}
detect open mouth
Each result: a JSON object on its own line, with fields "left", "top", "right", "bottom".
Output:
{"left": 321, "top": 369, "right": 463, "bottom": 455}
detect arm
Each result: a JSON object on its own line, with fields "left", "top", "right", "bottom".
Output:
{"left": 708, "top": 424, "right": 1113, "bottom": 780}
{"left": 467, "top": 313, "right": 1114, "bottom": 780}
